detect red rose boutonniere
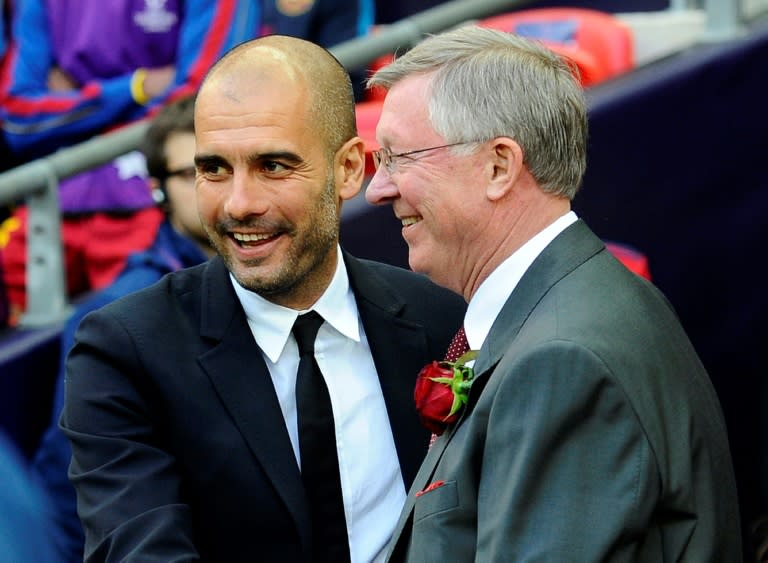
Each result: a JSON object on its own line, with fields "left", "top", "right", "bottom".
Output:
{"left": 414, "top": 350, "right": 478, "bottom": 436}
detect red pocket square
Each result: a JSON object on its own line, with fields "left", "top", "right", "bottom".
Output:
{"left": 415, "top": 480, "right": 446, "bottom": 497}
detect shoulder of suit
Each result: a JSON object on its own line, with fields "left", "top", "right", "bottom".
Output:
{"left": 353, "top": 257, "right": 436, "bottom": 290}
{"left": 353, "top": 257, "right": 465, "bottom": 311}
{"left": 94, "top": 259, "right": 209, "bottom": 317}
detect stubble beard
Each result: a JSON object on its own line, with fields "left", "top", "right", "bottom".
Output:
{"left": 208, "top": 175, "right": 340, "bottom": 303}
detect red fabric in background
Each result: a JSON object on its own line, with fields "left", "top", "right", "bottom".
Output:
{"left": 605, "top": 240, "right": 652, "bottom": 281}
{"left": 1, "top": 206, "right": 162, "bottom": 322}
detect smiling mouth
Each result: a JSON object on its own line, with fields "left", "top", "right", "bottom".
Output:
{"left": 401, "top": 216, "right": 421, "bottom": 227}
{"left": 231, "top": 232, "right": 280, "bottom": 247}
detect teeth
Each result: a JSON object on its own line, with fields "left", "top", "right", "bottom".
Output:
{"left": 233, "top": 232, "right": 273, "bottom": 242}
{"left": 401, "top": 216, "right": 421, "bottom": 227}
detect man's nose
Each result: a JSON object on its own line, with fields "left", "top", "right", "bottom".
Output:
{"left": 365, "top": 167, "right": 400, "bottom": 206}
{"left": 223, "top": 173, "right": 269, "bottom": 219}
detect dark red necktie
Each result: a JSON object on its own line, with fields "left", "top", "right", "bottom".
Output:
{"left": 444, "top": 326, "right": 469, "bottom": 362}
{"left": 428, "top": 326, "right": 471, "bottom": 448}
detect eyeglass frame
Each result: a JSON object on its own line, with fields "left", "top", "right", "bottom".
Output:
{"left": 371, "top": 141, "right": 483, "bottom": 174}
{"left": 165, "top": 165, "right": 197, "bottom": 182}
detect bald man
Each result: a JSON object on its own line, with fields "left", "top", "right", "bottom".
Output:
{"left": 61, "top": 36, "right": 466, "bottom": 563}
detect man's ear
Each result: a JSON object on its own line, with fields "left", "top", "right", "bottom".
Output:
{"left": 486, "top": 137, "right": 524, "bottom": 201}
{"left": 335, "top": 136, "right": 365, "bottom": 201}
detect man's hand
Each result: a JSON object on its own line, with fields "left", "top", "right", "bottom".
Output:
{"left": 47, "top": 67, "right": 78, "bottom": 91}
{"left": 142, "top": 66, "right": 176, "bottom": 100}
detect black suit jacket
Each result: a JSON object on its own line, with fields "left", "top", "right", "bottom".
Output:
{"left": 62, "top": 253, "right": 466, "bottom": 562}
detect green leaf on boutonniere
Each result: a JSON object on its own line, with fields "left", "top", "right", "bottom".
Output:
{"left": 414, "top": 351, "right": 479, "bottom": 435}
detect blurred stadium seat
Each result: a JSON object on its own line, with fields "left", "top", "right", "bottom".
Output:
{"left": 605, "top": 240, "right": 652, "bottom": 280}
{"left": 356, "top": 100, "right": 384, "bottom": 176}
{"left": 479, "top": 8, "right": 634, "bottom": 86}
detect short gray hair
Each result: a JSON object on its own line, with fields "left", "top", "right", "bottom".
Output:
{"left": 368, "top": 26, "right": 587, "bottom": 199}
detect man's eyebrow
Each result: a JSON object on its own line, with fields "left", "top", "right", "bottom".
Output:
{"left": 248, "top": 151, "right": 303, "bottom": 166}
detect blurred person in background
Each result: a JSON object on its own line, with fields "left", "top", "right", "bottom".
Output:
{"left": 0, "top": 1, "right": 13, "bottom": 325}
{"left": 1, "top": 0, "right": 18, "bottom": 174}
{"left": 0, "top": 429, "right": 57, "bottom": 563}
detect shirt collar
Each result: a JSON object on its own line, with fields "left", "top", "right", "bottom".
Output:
{"left": 465, "top": 211, "right": 577, "bottom": 351}
{"left": 231, "top": 246, "right": 360, "bottom": 363}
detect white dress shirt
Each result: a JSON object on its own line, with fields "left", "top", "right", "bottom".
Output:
{"left": 231, "top": 246, "right": 405, "bottom": 563}
{"left": 464, "top": 212, "right": 578, "bottom": 351}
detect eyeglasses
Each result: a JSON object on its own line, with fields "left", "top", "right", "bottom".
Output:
{"left": 371, "top": 141, "right": 480, "bottom": 174}
{"left": 166, "top": 165, "right": 196, "bottom": 182}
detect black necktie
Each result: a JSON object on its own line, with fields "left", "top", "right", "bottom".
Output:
{"left": 292, "top": 312, "right": 350, "bottom": 563}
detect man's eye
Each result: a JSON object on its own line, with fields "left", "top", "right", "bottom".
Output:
{"left": 262, "top": 160, "right": 289, "bottom": 174}
{"left": 199, "top": 164, "right": 229, "bottom": 178}
{"left": 393, "top": 154, "right": 417, "bottom": 167}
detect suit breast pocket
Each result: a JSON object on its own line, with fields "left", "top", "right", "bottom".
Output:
{"left": 413, "top": 480, "right": 459, "bottom": 523}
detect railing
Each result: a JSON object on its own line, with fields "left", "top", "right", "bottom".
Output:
{"left": 703, "top": 0, "right": 746, "bottom": 41}
{"left": 0, "top": 0, "right": 747, "bottom": 327}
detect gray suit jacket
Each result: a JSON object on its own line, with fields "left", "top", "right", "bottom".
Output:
{"left": 62, "top": 253, "right": 466, "bottom": 562}
{"left": 387, "top": 221, "right": 741, "bottom": 562}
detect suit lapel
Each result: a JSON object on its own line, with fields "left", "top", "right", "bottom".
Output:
{"left": 473, "top": 220, "right": 604, "bottom": 375}
{"left": 196, "top": 258, "right": 311, "bottom": 549}
{"left": 387, "top": 221, "right": 606, "bottom": 558}
{"left": 344, "top": 255, "right": 432, "bottom": 488}
{"left": 386, "top": 420, "right": 452, "bottom": 560}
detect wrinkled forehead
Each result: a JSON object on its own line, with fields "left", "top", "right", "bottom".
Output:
{"left": 196, "top": 76, "right": 311, "bottom": 138}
